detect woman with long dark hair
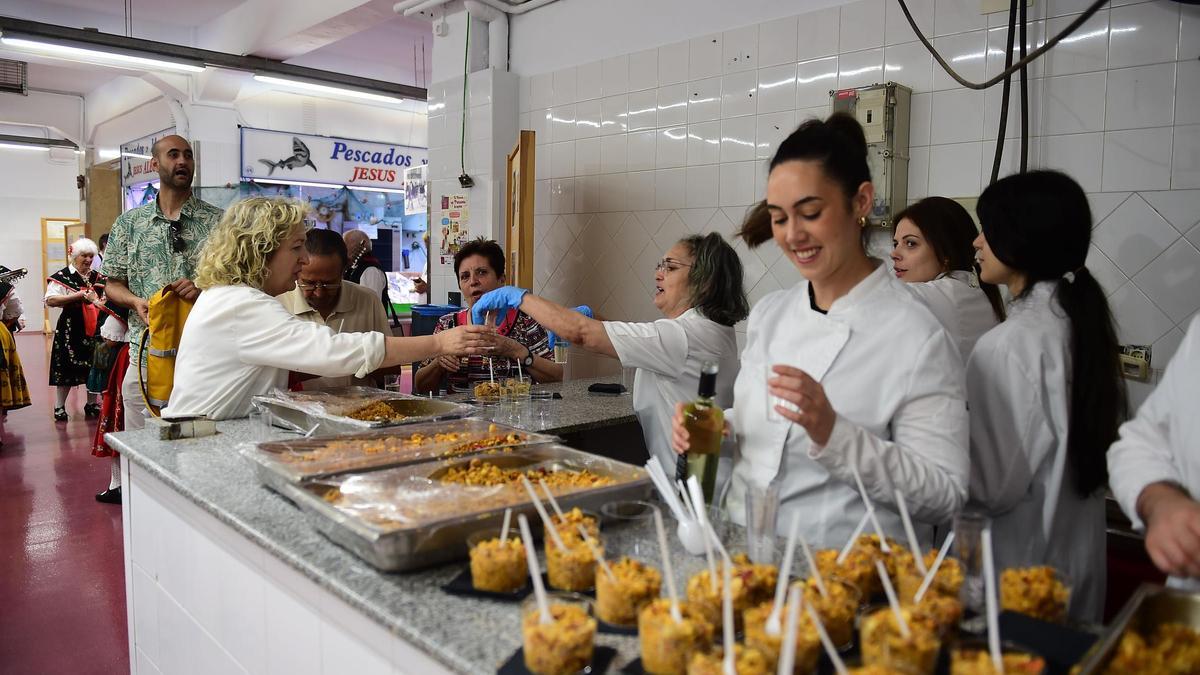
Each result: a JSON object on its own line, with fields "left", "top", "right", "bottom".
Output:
{"left": 469, "top": 232, "right": 749, "bottom": 472}
{"left": 891, "top": 197, "right": 1004, "bottom": 358}
{"left": 969, "top": 170, "right": 1127, "bottom": 622}
{"left": 672, "top": 114, "right": 969, "bottom": 547}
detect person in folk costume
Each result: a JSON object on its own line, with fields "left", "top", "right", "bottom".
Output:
{"left": 91, "top": 299, "right": 129, "bottom": 504}
{"left": 43, "top": 238, "right": 110, "bottom": 422}
{"left": 0, "top": 265, "right": 32, "bottom": 446}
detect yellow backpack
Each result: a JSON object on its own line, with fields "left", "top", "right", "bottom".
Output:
{"left": 138, "top": 287, "right": 194, "bottom": 417}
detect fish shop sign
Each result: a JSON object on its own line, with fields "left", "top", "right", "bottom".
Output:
{"left": 240, "top": 127, "right": 427, "bottom": 190}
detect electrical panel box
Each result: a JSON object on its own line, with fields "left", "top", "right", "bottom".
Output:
{"left": 830, "top": 82, "right": 912, "bottom": 228}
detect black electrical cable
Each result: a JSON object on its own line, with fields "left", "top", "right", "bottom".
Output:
{"left": 895, "top": 0, "right": 1106, "bottom": 90}
{"left": 1018, "top": 0, "right": 1029, "bottom": 172}
{"left": 989, "top": 0, "right": 1018, "bottom": 185}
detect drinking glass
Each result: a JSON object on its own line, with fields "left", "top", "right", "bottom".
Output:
{"left": 744, "top": 482, "right": 780, "bottom": 565}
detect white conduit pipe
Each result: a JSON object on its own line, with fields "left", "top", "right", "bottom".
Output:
{"left": 463, "top": 0, "right": 508, "bottom": 71}
{"left": 402, "top": 0, "right": 561, "bottom": 17}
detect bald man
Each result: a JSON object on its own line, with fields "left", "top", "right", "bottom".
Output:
{"left": 98, "top": 134, "right": 222, "bottom": 503}
{"left": 343, "top": 229, "right": 390, "bottom": 313}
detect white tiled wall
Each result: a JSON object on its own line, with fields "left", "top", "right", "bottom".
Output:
{"left": 517, "top": 0, "right": 1200, "bottom": 397}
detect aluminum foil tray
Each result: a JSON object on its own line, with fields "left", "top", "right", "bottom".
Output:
{"left": 251, "top": 386, "right": 476, "bottom": 436}
{"left": 283, "top": 445, "right": 652, "bottom": 572}
{"left": 242, "top": 418, "right": 559, "bottom": 493}
{"left": 1072, "top": 583, "right": 1200, "bottom": 674}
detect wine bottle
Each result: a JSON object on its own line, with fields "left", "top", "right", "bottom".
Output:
{"left": 680, "top": 361, "right": 723, "bottom": 503}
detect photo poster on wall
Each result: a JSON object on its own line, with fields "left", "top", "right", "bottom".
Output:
{"left": 121, "top": 127, "right": 176, "bottom": 190}
{"left": 404, "top": 164, "right": 427, "bottom": 214}
{"left": 438, "top": 193, "right": 469, "bottom": 261}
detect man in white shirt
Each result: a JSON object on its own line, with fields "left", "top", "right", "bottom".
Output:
{"left": 1109, "top": 315, "right": 1200, "bottom": 587}
{"left": 277, "top": 229, "right": 391, "bottom": 390}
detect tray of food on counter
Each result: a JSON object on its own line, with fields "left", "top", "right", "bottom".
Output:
{"left": 251, "top": 386, "right": 477, "bottom": 435}
{"left": 242, "top": 417, "right": 559, "bottom": 491}
{"left": 1071, "top": 583, "right": 1200, "bottom": 674}
{"left": 281, "top": 444, "right": 652, "bottom": 571}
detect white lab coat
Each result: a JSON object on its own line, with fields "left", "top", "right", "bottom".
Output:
{"left": 604, "top": 308, "right": 740, "bottom": 472}
{"left": 163, "top": 285, "right": 386, "bottom": 420}
{"left": 967, "top": 281, "right": 1104, "bottom": 622}
{"left": 1108, "top": 314, "right": 1200, "bottom": 593}
{"left": 727, "top": 262, "right": 969, "bottom": 550}
{"left": 906, "top": 270, "right": 1000, "bottom": 361}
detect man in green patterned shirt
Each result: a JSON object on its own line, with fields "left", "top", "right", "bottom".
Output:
{"left": 101, "top": 134, "right": 222, "bottom": 443}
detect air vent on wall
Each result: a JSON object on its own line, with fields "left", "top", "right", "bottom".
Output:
{"left": 0, "top": 59, "right": 28, "bottom": 95}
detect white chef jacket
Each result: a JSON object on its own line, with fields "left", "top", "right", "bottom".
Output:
{"left": 603, "top": 308, "right": 740, "bottom": 472}
{"left": 727, "top": 262, "right": 969, "bottom": 550}
{"left": 967, "top": 281, "right": 1104, "bottom": 622}
{"left": 1109, "top": 314, "right": 1200, "bottom": 593}
{"left": 906, "top": 270, "right": 999, "bottom": 361}
{"left": 163, "top": 285, "right": 386, "bottom": 420}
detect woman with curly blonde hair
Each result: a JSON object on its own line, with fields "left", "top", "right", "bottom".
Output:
{"left": 164, "top": 197, "right": 499, "bottom": 420}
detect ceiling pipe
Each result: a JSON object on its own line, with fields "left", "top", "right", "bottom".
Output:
{"left": 463, "top": 0, "right": 508, "bottom": 72}
{"left": 402, "top": 0, "right": 561, "bottom": 17}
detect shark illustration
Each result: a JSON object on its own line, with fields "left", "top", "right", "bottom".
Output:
{"left": 258, "top": 137, "right": 317, "bottom": 175}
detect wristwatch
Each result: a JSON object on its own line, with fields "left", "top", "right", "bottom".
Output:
{"left": 521, "top": 346, "right": 535, "bottom": 368}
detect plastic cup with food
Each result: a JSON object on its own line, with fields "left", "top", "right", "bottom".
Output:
{"left": 546, "top": 534, "right": 600, "bottom": 593}
{"left": 595, "top": 556, "right": 662, "bottom": 627}
{"left": 638, "top": 598, "right": 715, "bottom": 675}
{"left": 949, "top": 639, "right": 1047, "bottom": 675}
{"left": 686, "top": 643, "right": 771, "bottom": 675}
{"left": 742, "top": 599, "right": 821, "bottom": 674}
{"left": 814, "top": 547, "right": 876, "bottom": 603}
{"left": 685, "top": 553, "right": 778, "bottom": 632}
{"left": 895, "top": 551, "right": 965, "bottom": 603}
{"left": 521, "top": 591, "right": 597, "bottom": 675}
{"left": 467, "top": 529, "right": 528, "bottom": 593}
{"left": 804, "top": 576, "right": 862, "bottom": 651}
{"left": 999, "top": 566, "right": 1070, "bottom": 623}
{"left": 858, "top": 606, "right": 941, "bottom": 675}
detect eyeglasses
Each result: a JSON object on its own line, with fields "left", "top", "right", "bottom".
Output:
{"left": 168, "top": 220, "right": 185, "bottom": 253}
{"left": 654, "top": 258, "right": 692, "bottom": 273}
{"left": 296, "top": 280, "right": 342, "bottom": 291}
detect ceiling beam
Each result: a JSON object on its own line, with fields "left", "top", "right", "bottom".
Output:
{"left": 0, "top": 17, "right": 426, "bottom": 100}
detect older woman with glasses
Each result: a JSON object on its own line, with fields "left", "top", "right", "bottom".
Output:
{"left": 164, "top": 198, "right": 501, "bottom": 420}
{"left": 470, "top": 232, "right": 750, "bottom": 471}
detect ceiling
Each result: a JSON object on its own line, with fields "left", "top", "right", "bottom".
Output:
{"left": 0, "top": 0, "right": 434, "bottom": 96}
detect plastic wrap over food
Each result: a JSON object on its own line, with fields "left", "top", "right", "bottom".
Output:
{"left": 252, "top": 386, "right": 476, "bottom": 431}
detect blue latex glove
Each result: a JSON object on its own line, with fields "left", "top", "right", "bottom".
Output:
{"left": 547, "top": 305, "right": 594, "bottom": 349}
{"left": 471, "top": 286, "right": 529, "bottom": 325}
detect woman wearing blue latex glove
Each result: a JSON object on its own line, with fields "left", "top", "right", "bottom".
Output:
{"left": 473, "top": 233, "right": 749, "bottom": 472}
{"left": 413, "top": 239, "right": 561, "bottom": 394}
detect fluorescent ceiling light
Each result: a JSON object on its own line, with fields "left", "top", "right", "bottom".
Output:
{"left": 0, "top": 36, "right": 205, "bottom": 73}
{"left": 0, "top": 142, "right": 48, "bottom": 152}
{"left": 253, "top": 74, "right": 404, "bottom": 105}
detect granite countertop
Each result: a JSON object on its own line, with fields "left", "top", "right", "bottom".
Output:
{"left": 443, "top": 375, "right": 638, "bottom": 436}
{"left": 109, "top": 417, "right": 711, "bottom": 675}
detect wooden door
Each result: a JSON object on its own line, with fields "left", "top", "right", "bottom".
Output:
{"left": 505, "top": 130, "right": 535, "bottom": 290}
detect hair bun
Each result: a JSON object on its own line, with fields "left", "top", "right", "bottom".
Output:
{"left": 824, "top": 112, "right": 868, "bottom": 158}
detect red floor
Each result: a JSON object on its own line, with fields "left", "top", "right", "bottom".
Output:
{"left": 0, "top": 333, "right": 129, "bottom": 675}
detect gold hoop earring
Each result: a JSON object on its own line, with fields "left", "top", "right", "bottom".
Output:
{"left": 858, "top": 216, "right": 868, "bottom": 228}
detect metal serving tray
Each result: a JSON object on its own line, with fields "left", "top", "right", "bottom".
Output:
{"left": 251, "top": 386, "right": 476, "bottom": 436}
{"left": 242, "top": 418, "right": 559, "bottom": 494}
{"left": 282, "top": 445, "right": 652, "bottom": 572}
{"left": 1072, "top": 583, "right": 1200, "bottom": 674}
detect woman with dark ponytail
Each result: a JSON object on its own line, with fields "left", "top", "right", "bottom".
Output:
{"left": 969, "top": 169, "right": 1127, "bottom": 622}
{"left": 674, "top": 114, "right": 969, "bottom": 548}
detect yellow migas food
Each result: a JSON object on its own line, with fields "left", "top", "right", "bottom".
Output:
{"left": 803, "top": 576, "right": 862, "bottom": 648}
{"left": 859, "top": 607, "right": 941, "bottom": 675}
{"left": 468, "top": 536, "right": 526, "bottom": 593}
{"left": 521, "top": 602, "right": 595, "bottom": 675}
{"left": 595, "top": 556, "right": 661, "bottom": 626}
{"left": 685, "top": 553, "right": 777, "bottom": 632}
{"left": 895, "top": 551, "right": 965, "bottom": 602}
{"left": 1094, "top": 622, "right": 1200, "bottom": 675}
{"left": 546, "top": 536, "right": 600, "bottom": 592}
{"left": 742, "top": 599, "right": 820, "bottom": 673}
{"left": 439, "top": 458, "right": 615, "bottom": 489}
{"left": 999, "top": 566, "right": 1070, "bottom": 623}
{"left": 950, "top": 648, "right": 1046, "bottom": 675}
{"left": 686, "top": 643, "right": 770, "bottom": 675}
{"left": 638, "top": 599, "right": 714, "bottom": 675}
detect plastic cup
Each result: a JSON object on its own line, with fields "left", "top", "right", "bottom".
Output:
{"left": 599, "top": 500, "right": 657, "bottom": 560}
{"left": 248, "top": 408, "right": 274, "bottom": 442}
{"left": 521, "top": 592, "right": 596, "bottom": 675}
{"left": 745, "top": 483, "right": 780, "bottom": 565}
{"left": 765, "top": 363, "right": 800, "bottom": 423}
{"left": 466, "top": 528, "right": 527, "bottom": 593}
